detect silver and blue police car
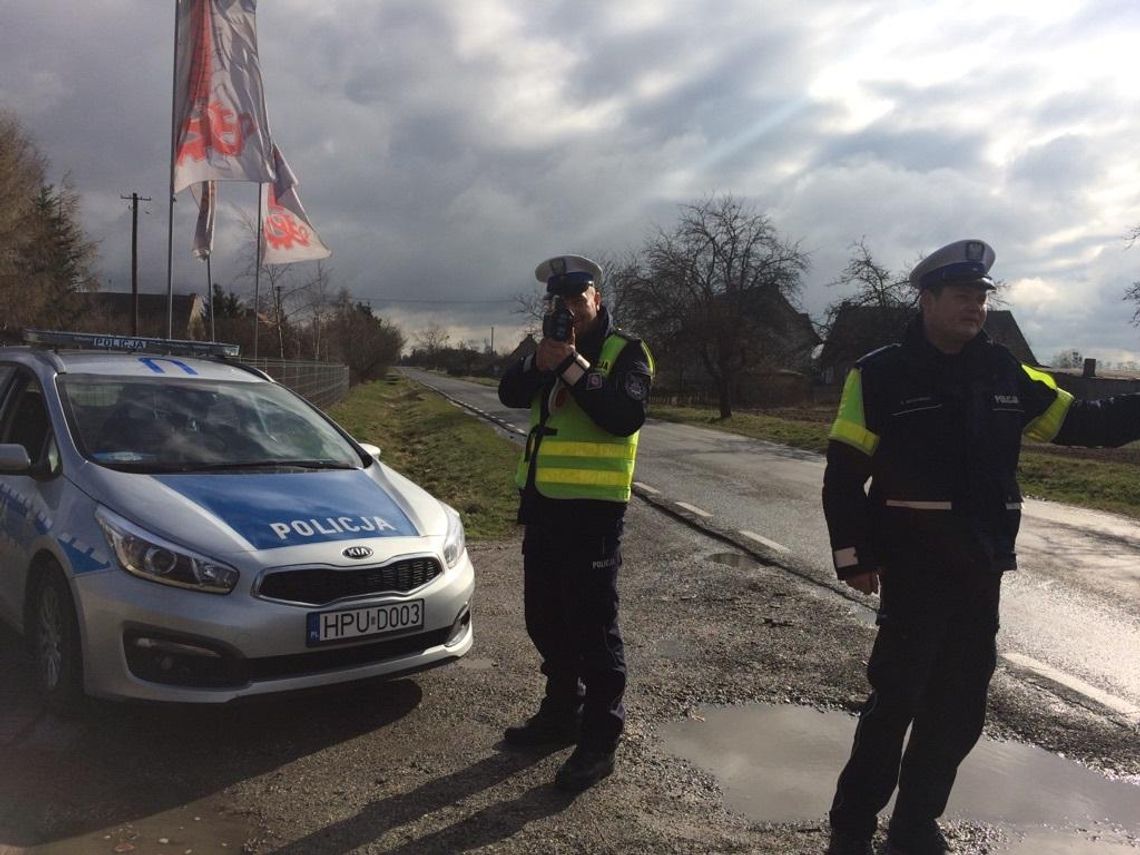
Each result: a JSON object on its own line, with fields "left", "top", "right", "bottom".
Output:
{"left": 0, "top": 331, "right": 473, "bottom": 704}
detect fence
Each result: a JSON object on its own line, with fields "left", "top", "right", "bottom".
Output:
{"left": 241, "top": 358, "right": 350, "bottom": 409}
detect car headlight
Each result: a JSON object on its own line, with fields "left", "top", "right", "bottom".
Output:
{"left": 441, "top": 503, "right": 466, "bottom": 569}
{"left": 95, "top": 507, "right": 239, "bottom": 594}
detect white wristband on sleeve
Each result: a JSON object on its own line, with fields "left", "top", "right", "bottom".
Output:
{"left": 561, "top": 353, "right": 591, "bottom": 386}
{"left": 833, "top": 547, "right": 859, "bottom": 569}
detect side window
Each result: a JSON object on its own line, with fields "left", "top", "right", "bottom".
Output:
{"left": 0, "top": 375, "right": 55, "bottom": 472}
{"left": 0, "top": 365, "right": 16, "bottom": 405}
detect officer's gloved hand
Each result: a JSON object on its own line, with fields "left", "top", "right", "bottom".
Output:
{"left": 536, "top": 337, "right": 576, "bottom": 373}
{"left": 845, "top": 569, "right": 881, "bottom": 595}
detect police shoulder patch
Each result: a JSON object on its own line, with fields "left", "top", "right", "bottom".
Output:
{"left": 623, "top": 372, "right": 650, "bottom": 401}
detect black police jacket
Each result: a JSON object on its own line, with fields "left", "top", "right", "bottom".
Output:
{"left": 823, "top": 316, "right": 1140, "bottom": 578}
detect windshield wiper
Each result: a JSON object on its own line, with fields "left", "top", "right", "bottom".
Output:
{"left": 189, "top": 459, "right": 357, "bottom": 471}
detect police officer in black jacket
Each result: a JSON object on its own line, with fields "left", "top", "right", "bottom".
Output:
{"left": 822, "top": 239, "right": 1140, "bottom": 855}
{"left": 498, "top": 254, "right": 653, "bottom": 792}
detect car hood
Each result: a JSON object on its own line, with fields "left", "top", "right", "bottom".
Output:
{"left": 74, "top": 463, "right": 446, "bottom": 556}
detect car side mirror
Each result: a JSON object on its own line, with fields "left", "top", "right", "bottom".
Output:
{"left": 358, "top": 442, "right": 382, "bottom": 460}
{"left": 0, "top": 444, "right": 32, "bottom": 474}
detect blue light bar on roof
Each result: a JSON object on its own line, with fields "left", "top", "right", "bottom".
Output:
{"left": 23, "top": 329, "right": 240, "bottom": 358}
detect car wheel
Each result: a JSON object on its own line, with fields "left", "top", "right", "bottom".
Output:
{"left": 30, "top": 563, "right": 84, "bottom": 708}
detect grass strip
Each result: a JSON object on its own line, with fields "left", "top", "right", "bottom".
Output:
{"left": 328, "top": 376, "right": 522, "bottom": 541}
{"left": 649, "top": 404, "right": 1140, "bottom": 520}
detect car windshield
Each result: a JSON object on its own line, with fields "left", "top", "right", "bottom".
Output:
{"left": 58, "top": 375, "right": 361, "bottom": 473}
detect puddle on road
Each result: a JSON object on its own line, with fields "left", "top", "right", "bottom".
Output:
{"left": 21, "top": 798, "right": 256, "bottom": 855}
{"left": 663, "top": 703, "right": 1140, "bottom": 853}
{"left": 1004, "top": 830, "right": 1139, "bottom": 853}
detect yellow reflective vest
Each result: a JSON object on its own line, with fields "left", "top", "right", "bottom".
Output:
{"left": 515, "top": 333, "right": 653, "bottom": 503}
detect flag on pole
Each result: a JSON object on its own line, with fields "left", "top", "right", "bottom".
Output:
{"left": 173, "top": 0, "right": 275, "bottom": 193}
{"left": 190, "top": 181, "right": 216, "bottom": 259}
{"left": 261, "top": 146, "right": 331, "bottom": 265}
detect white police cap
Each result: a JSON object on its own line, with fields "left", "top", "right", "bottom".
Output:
{"left": 909, "top": 239, "right": 996, "bottom": 291}
{"left": 535, "top": 254, "right": 603, "bottom": 295}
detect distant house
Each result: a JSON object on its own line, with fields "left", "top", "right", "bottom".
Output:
{"left": 74, "top": 292, "right": 208, "bottom": 340}
{"left": 1044, "top": 363, "right": 1140, "bottom": 399}
{"left": 655, "top": 289, "right": 822, "bottom": 407}
{"left": 817, "top": 304, "right": 1038, "bottom": 386}
{"left": 501, "top": 333, "right": 538, "bottom": 368}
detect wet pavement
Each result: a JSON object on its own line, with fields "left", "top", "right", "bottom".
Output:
{"left": 663, "top": 702, "right": 1140, "bottom": 852}
{"left": 18, "top": 800, "right": 254, "bottom": 855}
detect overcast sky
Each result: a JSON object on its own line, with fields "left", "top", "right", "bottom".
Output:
{"left": 3, "top": 0, "right": 1139, "bottom": 363}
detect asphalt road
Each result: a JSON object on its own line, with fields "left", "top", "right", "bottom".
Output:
{"left": 403, "top": 368, "right": 1140, "bottom": 724}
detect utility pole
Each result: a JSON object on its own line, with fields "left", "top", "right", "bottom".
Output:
{"left": 121, "top": 192, "right": 151, "bottom": 335}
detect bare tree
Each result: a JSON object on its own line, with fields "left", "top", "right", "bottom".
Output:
{"left": 635, "top": 194, "right": 809, "bottom": 418}
{"left": 592, "top": 248, "right": 644, "bottom": 327}
{"left": 414, "top": 322, "right": 451, "bottom": 367}
{"left": 1123, "top": 225, "right": 1140, "bottom": 326}
{"left": 826, "top": 239, "right": 914, "bottom": 314}
{"left": 512, "top": 287, "right": 546, "bottom": 335}
{"left": 1051, "top": 348, "right": 1083, "bottom": 369}
{"left": 301, "top": 261, "right": 334, "bottom": 360}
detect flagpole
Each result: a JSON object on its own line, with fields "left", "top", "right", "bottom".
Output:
{"left": 254, "top": 184, "right": 262, "bottom": 359}
{"left": 206, "top": 254, "right": 215, "bottom": 341}
{"left": 165, "top": 0, "right": 181, "bottom": 340}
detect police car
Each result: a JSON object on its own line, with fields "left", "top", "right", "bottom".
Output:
{"left": 0, "top": 331, "right": 473, "bottom": 704}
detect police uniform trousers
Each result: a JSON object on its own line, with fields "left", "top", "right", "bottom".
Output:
{"left": 829, "top": 565, "right": 1001, "bottom": 837}
{"left": 522, "top": 513, "right": 626, "bottom": 750}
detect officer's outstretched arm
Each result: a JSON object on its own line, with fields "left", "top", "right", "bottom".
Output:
{"left": 1054, "top": 395, "right": 1140, "bottom": 448}
{"left": 1018, "top": 363, "right": 1140, "bottom": 448}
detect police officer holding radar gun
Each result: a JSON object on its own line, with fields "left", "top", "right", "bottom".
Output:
{"left": 823, "top": 239, "right": 1140, "bottom": 855}
{"left": 498, "top": 254, "right": 654, "bottom": 792}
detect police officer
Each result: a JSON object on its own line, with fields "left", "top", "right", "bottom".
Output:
{"left": 498, "top": 254, "right": 654, "bottom": 792}
{"left": 822, "top": 239, "right": 1140, "bottom": 855}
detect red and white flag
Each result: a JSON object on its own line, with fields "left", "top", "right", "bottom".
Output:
{"left": 190, "top": 181, "right": 216, "bottom": 259}
{"left": 173, "top": 0, "right": 275, "bottom": 194}
{"left": 261, "top": 146, "right": 331, "bottom": 265}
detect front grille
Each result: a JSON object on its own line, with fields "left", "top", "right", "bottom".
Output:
{"left": 247, "top": 627, "right": 453, "bottom": 681}
{"left": 124, "top": 626, "right": 454, "bottom": 688}
{"left": 258, "top": 557, "right": 443, "bottom": 606}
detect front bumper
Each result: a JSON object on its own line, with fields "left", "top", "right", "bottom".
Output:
{"left": 74, "top": 552, "right": 475, "bottom": 703}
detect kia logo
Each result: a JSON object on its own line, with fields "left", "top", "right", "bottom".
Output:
{"left": 342, "top": 545, "right": 373, "bottom": 560}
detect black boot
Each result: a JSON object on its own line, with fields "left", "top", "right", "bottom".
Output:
{"left": 885, "top": 817, "right": 951, "bottom": 854}
{"left": 826, "top": 828, "right": 874, "bottom": 855}
{"left": 503, "top": 710, "right": 580, "bottom": 748}
{"left": 553, "top": 745, "right": 615, "bottom": 792}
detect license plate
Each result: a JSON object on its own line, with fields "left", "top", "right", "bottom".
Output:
{"left": 306, "top": 600, "right": 424, "bottom": 646}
